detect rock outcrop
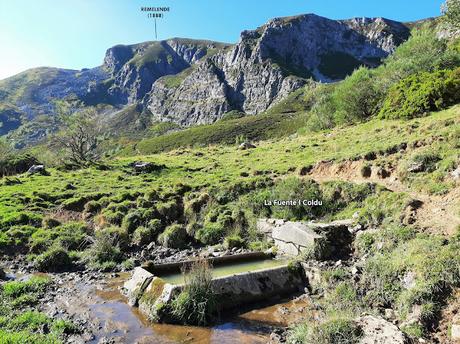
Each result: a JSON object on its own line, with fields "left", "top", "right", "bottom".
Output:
{"left": 356, "top": 315, "right": 406, "bottom": 344}
{"left": 257, "top": 218, "right": 353, "bottom": 257}
{"left": 146, "top": 14, "right": 410, "bottom": 126}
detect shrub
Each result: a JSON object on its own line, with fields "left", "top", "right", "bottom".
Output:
{"left": 41, "top": 217, "right": 61, "bottom": 229}
{"left": 84, "top": 200, "right": 102, "bottom": 214}
{"left": 55, "top": 222, "right": 88, "bottom": 250}
{"left": 147, "top": 218, "right": 163, "bottom": 237}
{"left": 378, "top": 28, "right": 460, "bottom": 90}
{"left": 34, "top": 246, "right": 72, "bottom": 272}
{"left": 171, "top": 259, "right": 217, "bottom": 325}
{"left": 379, "top": 68, "right": 460, "bottom": 119}
{"left": 0, "top": 154, "right": 39, "bottom": 177}
{"left": 332, "top": 67, "right": 382, "bottom": 122}
{"left": 310, "top": 318, "right": 363, "bottom": 344}
{"left": 195, "top": 222, "right": 225, "bottom": 245}
{"left": 158, "top": 224, "right": 188, "bottom": 249}
{"left": 121, "top": 210, "right": 143, "bottom": 233}
{"left": 85, "top": 231, "right": 123, "bottom": 269}
{"left": 132, "top": 226, "right": 154, "bottom": 246}
{"left": 157, "top": 199, "right": 182, "bottom": 222}
{"left": 224, "top": 235, "right": 245, "bottom": 249}
{"left": 271, "top": 177, "right": 323, "bottom": 220}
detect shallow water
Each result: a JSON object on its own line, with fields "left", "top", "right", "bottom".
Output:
{"left": 87, "top": 271, "right": 308, "bottom": 343}
{"left": 158, "top": 258, "right": 288, "bottom": 285}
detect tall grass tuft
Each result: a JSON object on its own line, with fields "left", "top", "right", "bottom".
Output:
{"left": 171, "top": 259, "right": 217, "bottom": 326}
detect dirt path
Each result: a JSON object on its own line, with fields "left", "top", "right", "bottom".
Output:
{"left": 307, "top": 160, "right": 460, "bottom": 236}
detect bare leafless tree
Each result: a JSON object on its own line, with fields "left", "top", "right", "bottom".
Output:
{"left": 55, "top": 108, "right": 102, "bottom": 166}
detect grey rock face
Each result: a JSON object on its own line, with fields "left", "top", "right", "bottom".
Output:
{"left": 146, "top": 14, "right": 410, "bottom": 126}
{"left": 105, "top": 39, "right": 225, "bottom": 104}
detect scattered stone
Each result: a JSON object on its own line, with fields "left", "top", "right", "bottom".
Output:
{"left": 351, "top": 265, "right": 361, "bottom": 276}
{"left": 402, "top": 271, "right": 417, "bottom": 290}
{"left": 384, "top": 308, "right": 396, "bottom": 320}
{"left": 407, "top": 162, "right": 424, "bottom": 173}
{"left": 27, "top": 164, "right": 46, "bottom": 174}
{"left": 451, "top": 314, "right": 460, "bottom": 341}
{"left": 451, "top": 166, "right": 460, "bottom": 180}
{"left": 131, "top": 161, "right": 165, "bottom": 174}
{"left": 356, "top": 315, "right": 405, "bottom": 344}
{"left": 239, "top": 142, "right": 256, "bottom": 150}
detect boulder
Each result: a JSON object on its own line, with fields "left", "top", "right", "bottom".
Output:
{"left": 407, "top": 162, "right": 425, "bottom": 173}
{"left": 356, "top": 315, "right": 406, "bottom": 344}
{"left": 27, "top": 164, "right": 45, "bottom": 174}
{"left": 131, "top": 161, "right": 165, "bottom": 174}
{"left": 239, "top": 142, "right": 256, "bottom": 150}
{"left": 256, "top": 219, "right": 353, "bottom": 258}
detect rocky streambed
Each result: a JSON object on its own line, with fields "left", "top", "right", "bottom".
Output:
{"left": 5, "top": 270, "right": 311, "bottom": 344}
{"left": 2, "top": 245, "right": 313, "bottom": 344}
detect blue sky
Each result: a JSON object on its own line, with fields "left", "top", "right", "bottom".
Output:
{"left": 0, "top": 0, "right": 444, "bottom": 80}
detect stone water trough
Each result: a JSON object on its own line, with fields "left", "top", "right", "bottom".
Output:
{"left": 257, "top": 218, "right": 354, "bottom": 257}
{"left": 123, "top": 252, "right": 306, "bottom": 322}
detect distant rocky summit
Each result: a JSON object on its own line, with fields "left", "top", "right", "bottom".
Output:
{"left": 0, "top": 14, "right": 411, "bottom": 144}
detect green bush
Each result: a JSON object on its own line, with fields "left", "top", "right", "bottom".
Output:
{"left": 85, "top": 231, "right": 123, "bottom": 269}
{"left": 332, "top": 67, "right": 382, "bottom": 122}
{"left": 195, "top": 222, "right": 225, "bottom": 245}
{"left": 379, "top": 68, "right": 460, "bottom": 119}
{"left": 34, "top": 246, "right": 72, "bottom": 272}
{"left": 171, "top": 259, "right": 217, "bottom": 325}
{"left": 132, "top": 226, "right": 154, "bottom": 246}
{"left": 121, "top": 210, "right": 143, "bottom": 233}
{"left": 158, "top": 224, "right": 188, "bottom": 249}
{"left": 41, "top": 217, "right": 61, "bottom": 229}
{"left": 271, "top": 177, "right": 323, "bottom": 220}
{"left": 0, "top": 154, "right": 39, "bottom": 177}
{"left": 224, "top": 235, "right": 245, "bottom": 249}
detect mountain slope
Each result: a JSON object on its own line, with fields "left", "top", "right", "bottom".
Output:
{"left": 145, "top": 14, "right": 410, "bottom": 126}
{"left": 0, "top": 14, "right": 411, "bottom": 145}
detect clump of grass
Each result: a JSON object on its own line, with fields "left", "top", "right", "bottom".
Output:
{"left": 84, "top": 231, "right": 123, "bottom": 270}
{"left": 288, "top": 317, "right": 363, "bottom": 344}
{"left": 171, "top": 259, "right": 217, "bottom": 326}
{"left": 2, "top": 276, "right": 50, "bottom": 299}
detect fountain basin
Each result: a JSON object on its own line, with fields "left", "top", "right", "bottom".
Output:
{"left": 123, "top": 253, "right": 306, "bottom": 323}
